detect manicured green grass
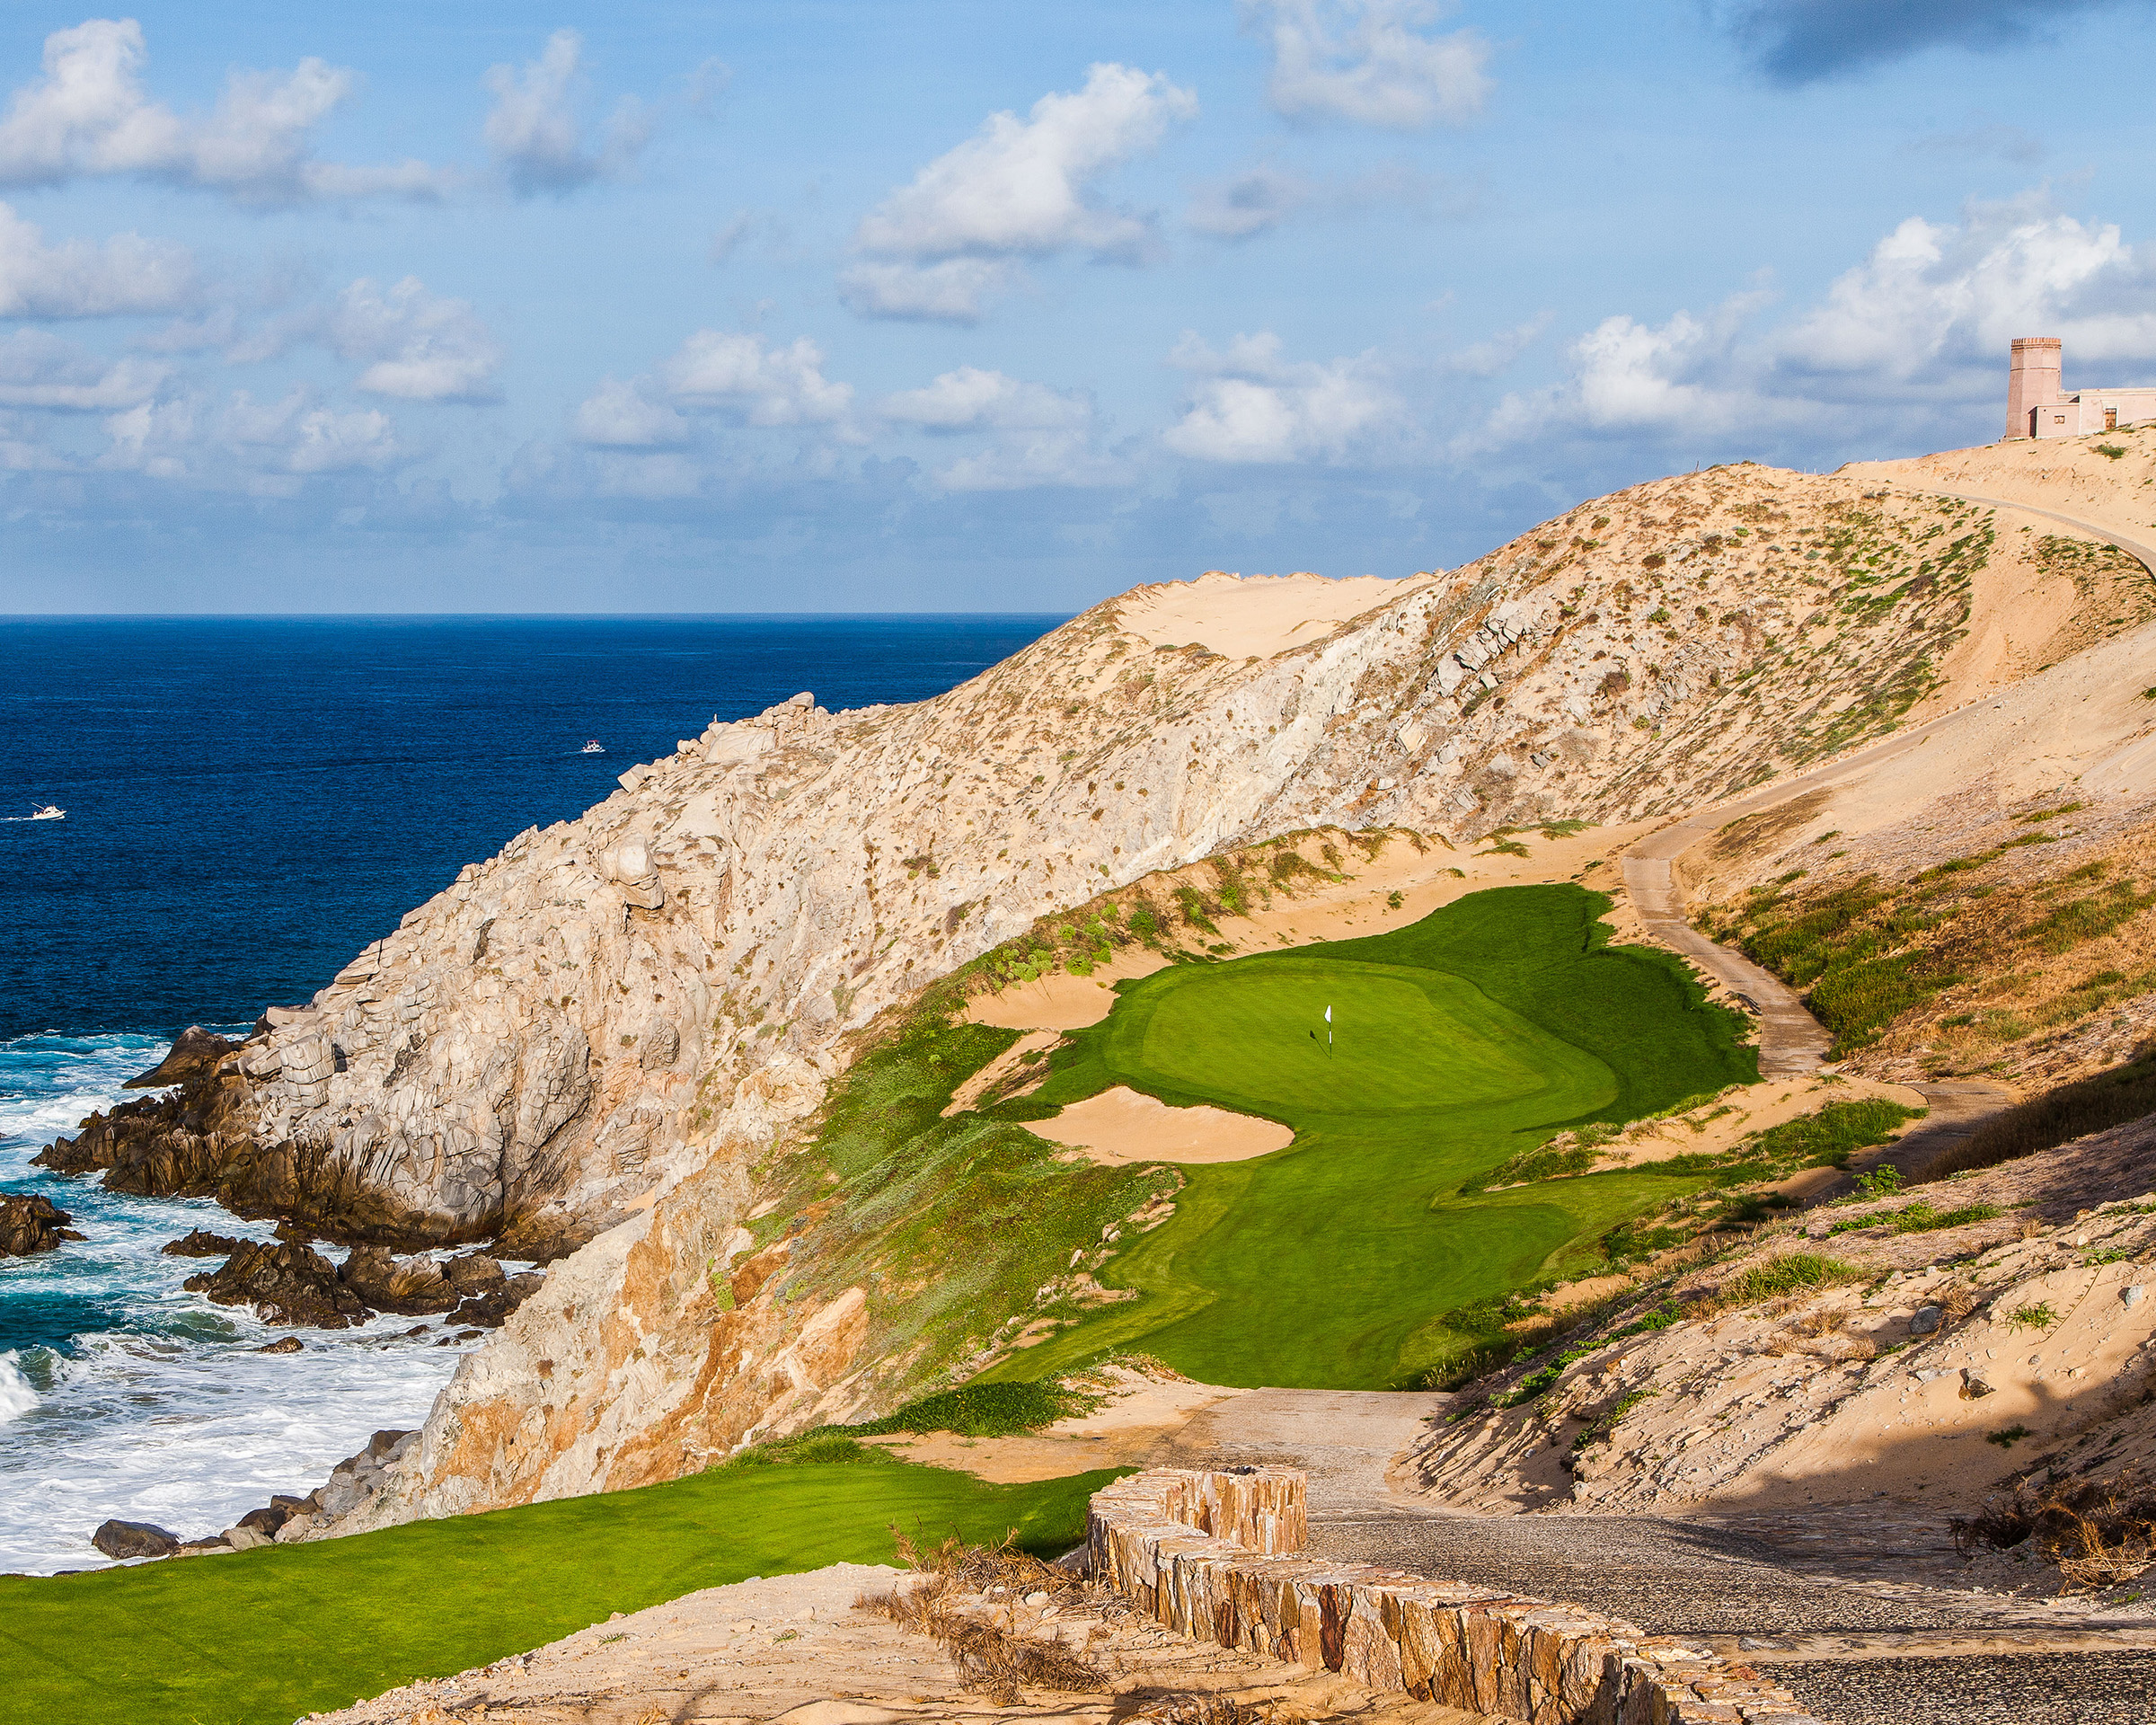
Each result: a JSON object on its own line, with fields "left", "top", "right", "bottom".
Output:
{"left": 990, "top": 885, "right": 1756, "bottom": 1389}
{"left": 0, "top": 1455, "right": 1117, "bottom": 1725}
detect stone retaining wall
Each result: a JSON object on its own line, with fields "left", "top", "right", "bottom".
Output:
{"left": 1088, "top": 1468, "right": 1825, "bottom": 1724}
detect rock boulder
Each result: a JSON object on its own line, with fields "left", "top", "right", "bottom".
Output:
{"left": 340, "top": 1246, "right": 457, "bottom": 1314}
{"left": 183, "top": 1242, "right": 367, "bottom": 1328}
{"left": 0, "top": 1193, "right": 83, "bottom": 1257}
{"left": 126, "top": 1026, "right": 239, "bottom": 1089}
{"left": 161, "top": 1228, "right": 248, "bottom": 1258}
{"left": 92, "top": 1519, "right": 179, "bottom": 1560}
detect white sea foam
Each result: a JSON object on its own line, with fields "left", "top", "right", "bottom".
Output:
{"left": 0, "top": 1353, "right": 35, "bottom": 1423}
{"left": 0, "top": 1031, "right": 477, "bottom": 1574}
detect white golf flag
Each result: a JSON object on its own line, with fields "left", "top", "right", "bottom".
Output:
{"left": 1324, "top": 1004, "right": 1332, "bottom": 1022}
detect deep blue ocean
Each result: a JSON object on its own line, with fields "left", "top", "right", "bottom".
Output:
{"left": 0, "top": 615, "right": 1059, "bottom": 1572}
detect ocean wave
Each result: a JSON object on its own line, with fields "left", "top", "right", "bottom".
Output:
{"left": 0, "top": 1025, "right": 472, "bottom": 1574}
{"left": 0, "top": 1353, "right": 35, "bottom": 1424}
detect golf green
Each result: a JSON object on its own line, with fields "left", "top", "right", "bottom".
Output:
{"left": 994, "top": 883, "right": 1757, "bottom": 1389}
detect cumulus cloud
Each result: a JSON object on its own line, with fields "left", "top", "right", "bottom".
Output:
{"left": 1244, "top": 0, "right": 1491, "bottom": 129}
{"left": 877, "top": 367, "right": 1115, "bottom": 489}
{"left": 483, "top": 30, "right": 649, "bottom": 196}
{"left": 0, "top": 18, "right": 450, "bottom": 206}
{"left": 1163, "top": 332, "right": 1401, "bottom": 463}
{"left": 570, "top": 330, "right": 854, "bottom": 451}
{"left": 0, "top": 200, "right": 194, "bottom": 316}
{"left": 572, "top": 376, "right": 688, "bottom": 447}
{"left": 0, "top": 329, "right": 164, "bottom": 409}
{"left": 658, "top": 331, "right": 853, "bottom": 426}
{"left": 879, "top": 366, "right": 1089, "bottom": 432}
{"left": 93, "top": 386, "right": 404, "bottom": 488}
{"left": 327, "top": 278, "right": 505, "bottom": 402}
{"left": 1477, "top": 196, "right": 2156, "bottom": 458}
{"left": 844, "top": 63, "right": 1196, "bottom": 322}
{"left": 1780, "top": 200, "right": 2156, "bottom": 378}
{"left": 1716, "top": 0, "right": 2139, "bottom": 85}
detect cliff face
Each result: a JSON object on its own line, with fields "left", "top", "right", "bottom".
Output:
{"left": 49, "top": 453, "right": 2139, "bottom": 1532}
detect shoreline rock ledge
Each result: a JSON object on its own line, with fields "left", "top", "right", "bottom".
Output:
{"left": 0, "top": 1193, "right": 84, "bottom": 1257}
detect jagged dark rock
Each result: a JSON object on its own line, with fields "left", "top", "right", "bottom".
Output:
{"left": 443, "top": 1252, "right": 505, "bottom": 1294}
{"left": 34, "top": 1070, "right": 498, "bottom": 1252}
{"left": 92, "top": 1519, "right": 179, "bottom": 1560}
{"left": 340, "top": 1246, "right": 457, "bottom": 1314}
{"left": 255, "top": 1336, "right": 304, "bottom": 1354}
{"left": 182, "top": 1241, "right": 367, "bottom": 1328}
{"left": 125, "top": 1025, "right": 238, "bottom": 1089}
{"left": 162, "top": 1228, "right": 247, "bottom": 1258}
{"left": 0, "top": 1192, "right": 82, "bottom": 1256}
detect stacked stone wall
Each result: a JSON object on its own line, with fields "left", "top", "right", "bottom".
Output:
{"left": 1087, "top": 1467, "right": 1825, "bottom": 1724}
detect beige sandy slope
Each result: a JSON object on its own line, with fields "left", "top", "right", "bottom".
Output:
{"left": 1116, "top": 570, "right": 1428, "bottom": 659}
{"left": 1020, "top": 1086, "right": 1294, "bottom": 1166}
{"left": 1849, "top": 429, "right": 2156, "bottom": 553}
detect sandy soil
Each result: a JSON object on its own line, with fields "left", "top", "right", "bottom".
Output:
{"left": 1116, "top": 571, "right": 1429, "bottom": 660}
{"left": 862, "top": 1364, "right": 1251, "bottom": 1484}
{"left": 308, "top": 1557, "right": 1489, "bottom": 1725}
{"left": 1021, "top": 1086, "right": 1294, "bottom": 1166}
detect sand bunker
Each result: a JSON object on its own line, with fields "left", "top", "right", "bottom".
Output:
{"left": 1025, "top": 1085, "right": 1293, "bottom": 1164}
{"left": 1118, "top": 571, "right": 1420, "bottom": 660}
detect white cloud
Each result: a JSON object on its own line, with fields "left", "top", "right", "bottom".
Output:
{"left": 879, "top": 367, "right": 1089, "bottom": 432}
{"left": 1442, "top": 312, "right": 1551, "bottom": 376}
{"left": 0, "top": 200, "right": 194, "bottom": 316}
{"left": 1187, "top": 167, "right": 1313, "bottom": 240}
{"left": 936, "top": 429, "right": 1128, "bottom": 491}
{"left": 845, "top": 63, "right": 1196, "bottom": 322}
{"left": 1780, "top": 201, "right": 2156, "bottom": 379}
{"left": 0, "top": 329, "right": 164, "bottom": 409}
{"left": 836, "top": 258, "right": 1021, "bottom": 324}
{"left": 0, "top": 19, "right": 451, "bottom": 206}
{"left": 483, "top": 30, "right": 649, "bottom": 197}
{"left": 97, "top": 386, "right": 403, "bottom": 486}
{"left": 572, "top": 376, "right": 688, "bottom": 447}
{"left": 328, "top": 278, "right": 504, "bottom": 402}
{"left": 658, "top": 330, "right": 853, "bottom": 426}
{"left": 1163, "top": 332, "right": 1401, "bottom": 463}
{"left": 1245, "top": 0, "right": 1491, "bottom": 129}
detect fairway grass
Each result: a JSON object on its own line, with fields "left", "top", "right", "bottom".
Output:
{"left": 994, "top": 884, "right": 1756, "bottom": 1388}
{"left": 0, "top": 1453, "right": 1115, "bottom": 1725}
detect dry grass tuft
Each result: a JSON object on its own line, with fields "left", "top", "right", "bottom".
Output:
{"left": 1952, "top": 1472, "right": 2156, "bottom": 1590}
{"left": 864, "top": 1529, "right": 1106, "bottom": 1704}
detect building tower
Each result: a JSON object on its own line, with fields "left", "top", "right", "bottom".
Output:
{"left": 2006, "top": 337, "right": 2062, "bottom": 440}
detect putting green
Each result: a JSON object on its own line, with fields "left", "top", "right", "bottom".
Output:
{"left": 989, "top": 883, "right": 1756, "bottom": 1389}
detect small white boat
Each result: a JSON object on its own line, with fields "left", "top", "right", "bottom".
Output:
{"left": 580, "top": 739, "right": 605, "bottom": 755}
{"left": 29, "top": 805, "right": 64, "bottom": 820}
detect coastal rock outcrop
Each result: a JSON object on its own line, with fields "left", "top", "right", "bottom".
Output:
{"left": 183, "top": 1241, "right": 367, "bottom": 1328}
{"left": 125, "top": 1025, "right": 238, "bottom": 1089}
{"left": 0, "top": 1192, "right": 82, "bottom": 1256}
{"left": 161, "top": 1228, "right": 246, "bottom": 1258}
{"left": 338, "top": 1246, "right": 458, "bottom": 1314}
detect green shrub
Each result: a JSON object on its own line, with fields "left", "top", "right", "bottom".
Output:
{"left": 850, "top": 1378, "right": 1081, "bottom": 1438}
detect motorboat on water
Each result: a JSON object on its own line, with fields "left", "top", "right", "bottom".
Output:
{"left": 581, "top": 739, "right": 605, "bottom": 755}
{"left": 29, "top": 804, "right": 64, "bottom": 820}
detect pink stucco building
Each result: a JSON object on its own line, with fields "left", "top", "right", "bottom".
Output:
{"left": 2005, "top": 337, "right": 2156, "bottom": 439}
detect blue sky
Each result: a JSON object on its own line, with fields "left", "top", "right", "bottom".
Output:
{"left": 1, "top": 0, "right": 2152, "bottom": 612}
